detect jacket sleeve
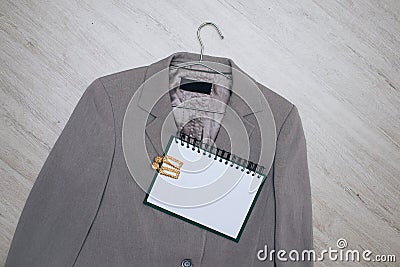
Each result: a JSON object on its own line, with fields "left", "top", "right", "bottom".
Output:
{"left": 5, "top": 78, "right": 115, "bottom": 267}
{"left": 274, "top": 105, "right": 313, "bottom": 266}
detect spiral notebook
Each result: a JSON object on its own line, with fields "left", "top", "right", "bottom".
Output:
{"left": 143, "top": 132, "right": 267, "bottom": 242}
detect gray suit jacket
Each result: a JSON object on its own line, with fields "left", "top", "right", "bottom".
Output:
{"left": 5, "top": 52, "right": 313, "bottom": 267}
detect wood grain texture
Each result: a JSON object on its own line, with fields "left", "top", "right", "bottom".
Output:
{"left": 0, "top": 0, "right": 399, "bottom": 266}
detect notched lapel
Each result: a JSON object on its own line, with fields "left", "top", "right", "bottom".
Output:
{"left": 144, "top": 91, "right": 174, "bottom": 156}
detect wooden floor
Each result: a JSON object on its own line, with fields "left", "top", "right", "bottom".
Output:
{"left": 0, "top": 1, "right": 399, "bottom": 266}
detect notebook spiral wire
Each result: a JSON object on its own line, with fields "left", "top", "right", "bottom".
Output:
{"left": 174, "top": 131, "right": 265, "bottom": 178}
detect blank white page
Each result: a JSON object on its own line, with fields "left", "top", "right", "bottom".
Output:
{"left": 145, "top": 136, "right": 266, "bottom": 241}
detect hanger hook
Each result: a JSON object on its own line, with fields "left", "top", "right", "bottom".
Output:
{"left": 197, "top": 22, "right": 224, "bottom": 62}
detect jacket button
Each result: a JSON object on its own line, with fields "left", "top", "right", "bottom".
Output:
{"left": 181, "top": 258, "right": 192, "bottom": 267}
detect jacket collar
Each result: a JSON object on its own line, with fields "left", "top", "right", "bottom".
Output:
{"left": 137, "top": 51, "right": 264, "bottom": 155}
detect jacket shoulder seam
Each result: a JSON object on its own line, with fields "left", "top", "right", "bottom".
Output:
{"left": 276, "top": 103, "right": 295, "bottom": 140}
{"left": 97, "top": 77, "right": 116, "bottom": 137}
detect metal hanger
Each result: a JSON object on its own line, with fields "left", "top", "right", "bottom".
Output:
{"left": 170, "top": 22, "right": 232, "bottom": 80}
